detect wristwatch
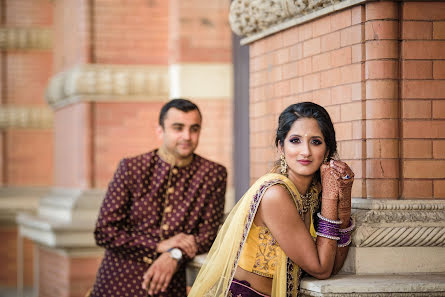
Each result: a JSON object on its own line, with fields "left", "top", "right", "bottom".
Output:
{"left": 167, "top": 247, "right": 183, "bottom": 261}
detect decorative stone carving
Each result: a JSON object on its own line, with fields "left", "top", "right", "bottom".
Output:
{"left": 229, "top": 0, "right": 344, "bottom": 36}
{"left": 0, "top": 106, "right": 53, "bottom": 129}
{"left": 0, "top": 27, "right": 52, "bottom": 50}
{"left": 45, "top": 64, "right": 169, "bottom": 109}
{"left": 351, "top": 199, "right": 445, "bottom": 247}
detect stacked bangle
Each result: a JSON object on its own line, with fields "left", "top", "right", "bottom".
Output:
{"left": 337, "top": 217, "right": 355, "bottom": 247}
{"left": 315, "top": 213, "right": 342, "bottom": 241}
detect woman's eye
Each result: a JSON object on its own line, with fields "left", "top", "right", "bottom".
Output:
{"left": 289, "top": 138, "right": 300, "bottom": 143}
{"left": 312, "top": 139, "right": 322, "bottom": 145}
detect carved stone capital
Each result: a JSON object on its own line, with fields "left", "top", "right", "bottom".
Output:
{"left": 0, "top": 106, "right": 53, "bottom": 129}
{"left": 229, "top": 0, "right": 366, "bottom": 43}
{"left": 0, "top": 27, "right": 52, "bottom": 50}
{"left": 45, "top": 64, "right": 169, "bottom": 109}
{"left": 351, "top": 199, "right": 445, "bottom": 247}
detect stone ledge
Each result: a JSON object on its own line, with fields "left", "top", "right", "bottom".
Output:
{"left": 17, "top": 212, "right": 96, "bottom": 248}
{"left": 0, "top": 106, "right": 53, "bottom": 129}
{"left": 0, "top": 187, "right": 51, "bottom": 225}
{"left": 45, "top": 64, "right": 170, "bottom": 109}
{"left": 300, "top": 274, "right": 445, "bottom": 297}
{"left": 0, "top": 27, "right": 52, "bottom": 50}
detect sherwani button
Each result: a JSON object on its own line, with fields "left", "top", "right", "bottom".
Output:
{"left": 162, "top": 224, "right": 169, "bottom": 230}
{"left": 164, "top": 205, "right": 172, "bottom": 213}
{"left": 172, "top": 168, "right": 178, "bottom": 174}
{"left": 167, "top": 187, "right": 174, "bottom": 194}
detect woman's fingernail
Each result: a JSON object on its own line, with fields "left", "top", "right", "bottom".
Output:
{"left": 330, "top": 160, "right": 334, "bottom": 167}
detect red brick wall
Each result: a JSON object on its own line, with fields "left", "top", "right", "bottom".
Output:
{"left": 249, "top": 4, "right": 365, "bottom": 198}
{"left": 94, "top": 0, "right": 169, "bottom": 65}
{"left": 5, "top": 0, "right": 52, "bottom": 25}
{"left": 169, "top": 0, "right": 232, "bottom": 63}
{"left": 93, "top": 100, "right": 233, "bottom": 189}
{"left": 6, "top": 129, "right": 53, "bottom": 185}
{"left": 194, "top": 98, "right": 233, "bottom": 182}
{"left": 0, "top": 227, "right": 34, "bottom": 287}
{"left": 401, "top": 2, "right": 445, "bottom": 199}
{"left": 6, "top": 52, "right": 53, "bottom": 105}
{"left": 38, "top": 247, "right": 102, "bottom": 297}
{"left": 93, "top": 102, "right": 163, "bottom": 188}
{"left": 249, "top": 1, "right": 445, "bottom": 200}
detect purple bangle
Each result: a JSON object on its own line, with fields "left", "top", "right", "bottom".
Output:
{"left": 317, "top": 212, "right": 342, "bottom": 225}
{"left": 316, "top": 222, "right": 340, "bottom": 241}
{"left": 339, "top": 217, "right": 355, "bottom": 233}
{"left": 338, "top": 233, "right": 351, "bottom": 247}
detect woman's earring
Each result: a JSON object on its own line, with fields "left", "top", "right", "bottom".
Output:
{"left": 280, "top": 154, "right": 288, "bottom": 175}
{"left": 324, "top": 155, "right": 329, "bottom": 164}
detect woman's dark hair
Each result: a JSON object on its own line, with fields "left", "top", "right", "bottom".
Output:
{"left": 275, "top": 101, "right": 337, "bottom": 162}
{"left": 159, "top": 98, "right": 202, "bottom": 127}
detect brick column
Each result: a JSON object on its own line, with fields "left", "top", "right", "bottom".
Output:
{"left": 0, "top": 0, "right": 54, "bottom": 291}
{"left": 400, "top": 2, "right": 445, "bottom": 199}
{"left": 364, "top": 1, "right": 400, "bottom": 199}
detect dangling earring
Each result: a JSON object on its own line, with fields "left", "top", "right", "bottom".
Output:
{"left": 280, "top": 154, "right": 288, "bottom": 175}
{"left": 324, "top": 155, "right": 329, "bottom": 164}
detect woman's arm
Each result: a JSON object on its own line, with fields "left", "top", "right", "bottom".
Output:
{"left": 258, "top": 167, "right": 340, "bottom": 279}
{"left": 330, "top": 160, "right": 354, "bottom": 274}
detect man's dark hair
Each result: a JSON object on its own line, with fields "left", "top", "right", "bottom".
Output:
{"left": 159, "top": 98, "right": 202, "bottom": 127}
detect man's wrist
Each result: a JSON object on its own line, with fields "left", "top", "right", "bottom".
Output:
{"left": 167, "top": 247, "right": 183, "bottom": 261}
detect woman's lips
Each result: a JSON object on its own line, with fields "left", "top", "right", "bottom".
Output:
{"left": 298, "top": 160, "right": 312, "bottom": 165}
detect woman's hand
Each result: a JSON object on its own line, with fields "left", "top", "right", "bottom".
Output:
{"left": 329, "top": 160, "right": 354, "bottom": 226}
{"left": 320, "top": 163, "right": 340, "bottom": 219}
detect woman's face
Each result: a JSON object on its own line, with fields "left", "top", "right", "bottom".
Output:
{"left": 280, "top": 117, "right": 327, "bottom": 181}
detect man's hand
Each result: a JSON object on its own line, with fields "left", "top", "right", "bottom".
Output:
{"left": 142, "top": 252, "right": 177, "bottom": 295}
{"left": 156, "top": 233, "right": 197, "bottom": 258}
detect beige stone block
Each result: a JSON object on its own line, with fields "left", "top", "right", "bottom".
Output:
{"left": 300, "top": 274, "right": 445, "bottom": 296}
{"left": 341, "top": 247, "right": 445, "bottom": 274}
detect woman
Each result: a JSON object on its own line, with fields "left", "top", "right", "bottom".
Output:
{"left": 188, "top": 102, "right": 354, "bottom": 297}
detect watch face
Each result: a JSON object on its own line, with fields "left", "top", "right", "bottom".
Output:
{"left": 169, "top": 248, "right": 182, "bottom": 260}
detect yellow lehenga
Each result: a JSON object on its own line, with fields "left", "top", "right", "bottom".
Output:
{"left": 188, "top": 173, "right": 319, "bottom": 297}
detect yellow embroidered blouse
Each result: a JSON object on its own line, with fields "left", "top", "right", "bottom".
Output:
{"left": 238, "top": 219, "right": 318, "bottom": 278}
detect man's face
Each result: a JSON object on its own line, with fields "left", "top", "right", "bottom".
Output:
{"left": 157, "top": 108, "right": 202, "bottom": 160}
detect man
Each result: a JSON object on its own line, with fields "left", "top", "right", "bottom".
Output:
{"left": 90, "top": 99, "right": 227, "bottom": 297}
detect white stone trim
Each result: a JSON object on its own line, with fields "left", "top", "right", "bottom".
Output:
{"left": 0, "top": 106, "right": 53, "bottom": 129}
{"left": 16, "top": 188, "right": 105, "bottom": 248}
{"left": 342, "top": 246, "right": 445, "bottom": 274}
{"left": 229, "top": 0, "right": 367, "bottom": 45}
{"left": 300, "top": 274, "right": 445, "bottom": 297}
{"left": 168, "top": 63, "right": 233, "bottom": 100}
{"left": 0, "top": 187, "right": 51, "bottom": 224}
{"left": 351, "top": 199, "right": 445, "bottom": 247}
{"left": 45, "top": 64, "right": 170, "bottom": 109}
{"left": 0, "top": 27, "right": 52, "bottom": 50}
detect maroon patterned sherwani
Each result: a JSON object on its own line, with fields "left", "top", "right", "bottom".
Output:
{"left": 91, "top": 150, "right": 227, "bottom": 297}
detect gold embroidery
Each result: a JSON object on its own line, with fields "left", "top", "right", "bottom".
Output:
{"left": 252, "top": 225, "right": 279, "bottom": 278}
